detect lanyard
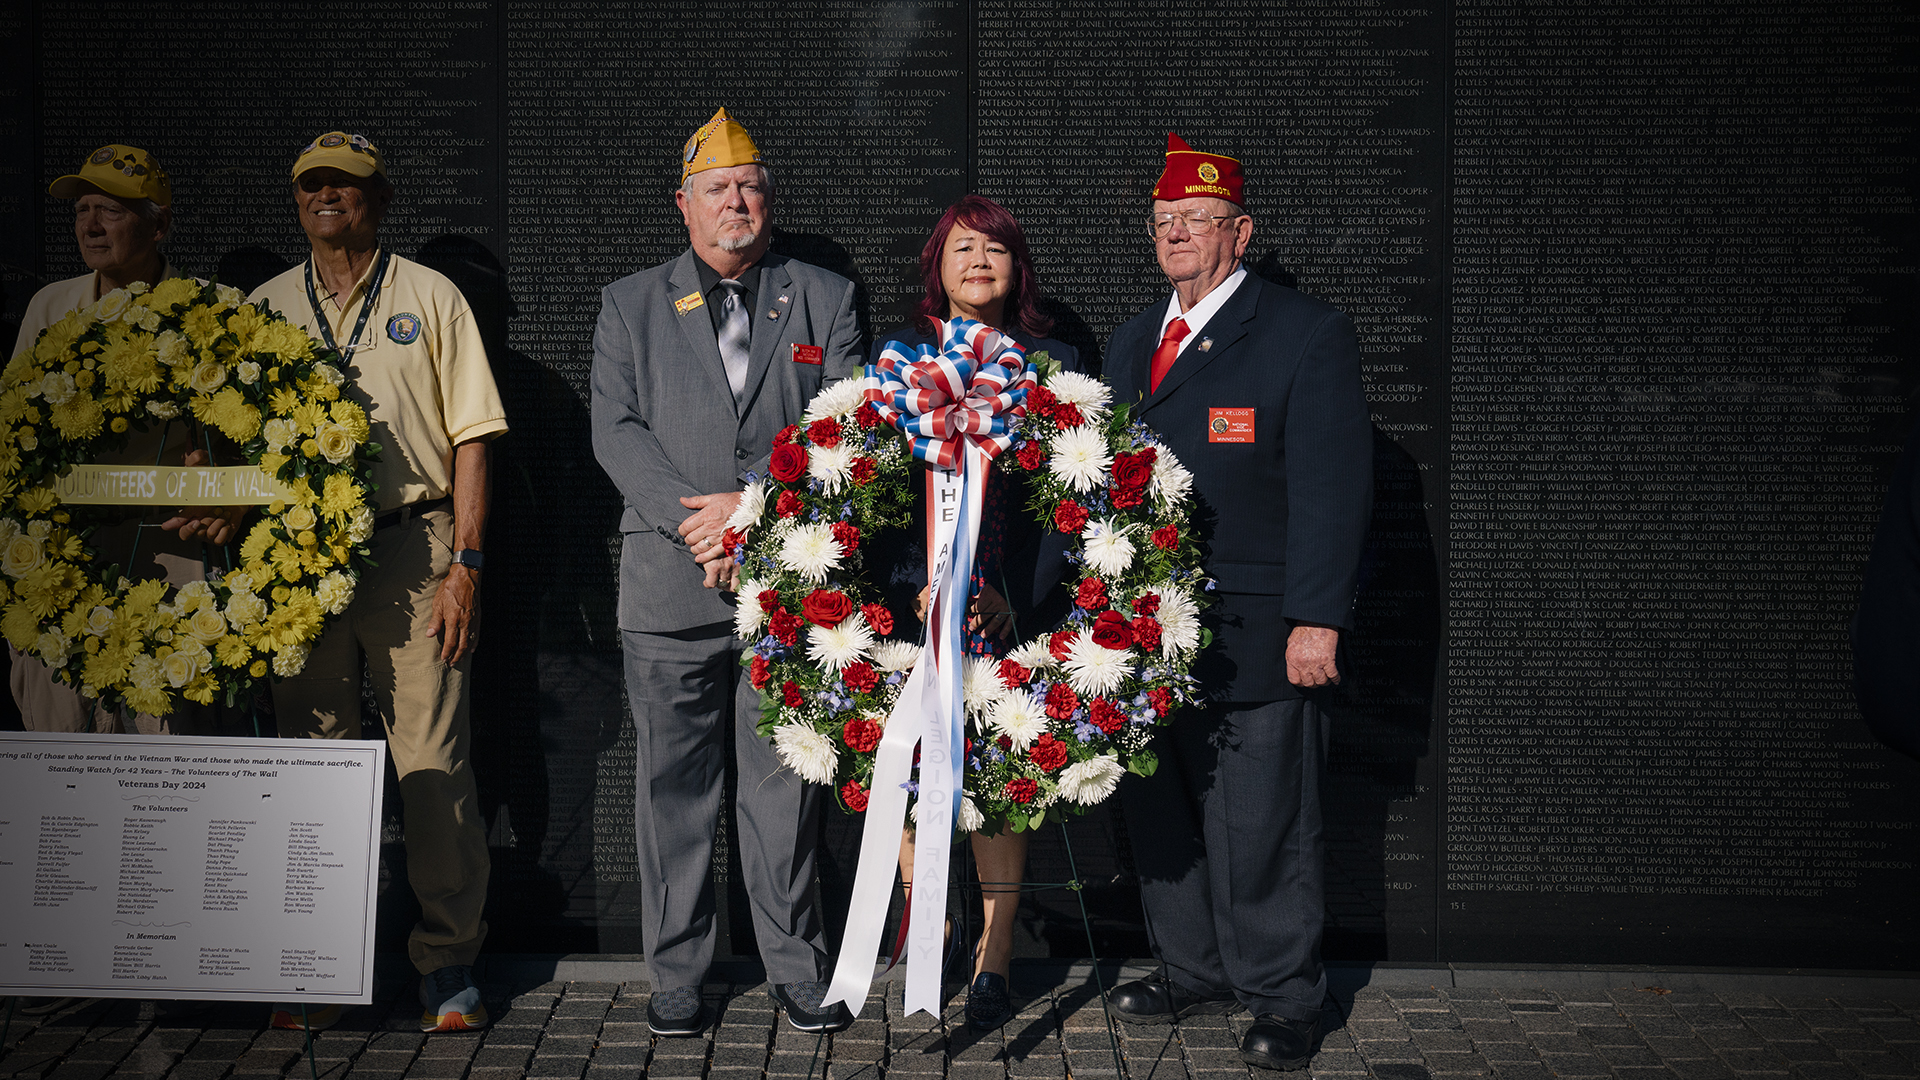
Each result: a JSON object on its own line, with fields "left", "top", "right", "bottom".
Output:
{"left": 304, "top": 248, "right": 392, "bottom": 365}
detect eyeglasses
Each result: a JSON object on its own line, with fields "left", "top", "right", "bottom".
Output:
{"left": 1148, "top": 210, "right": 1240, "bottom": 239}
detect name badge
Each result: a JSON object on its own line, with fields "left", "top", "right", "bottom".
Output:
{"left": 674, "top": 290, "right": 705, "bottom": 315}
{"left": 792, "top": 343, "right": 824, "bottom": 365}
{"left": 1208, "top": 408, "right": 1255, "bottom": 443}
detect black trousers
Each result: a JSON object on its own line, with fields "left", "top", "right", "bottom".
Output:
{"left": 1118, "top": 697, "right": 1329, "bottom": 1022}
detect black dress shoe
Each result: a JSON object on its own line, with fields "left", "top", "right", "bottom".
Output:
{"left": 1241, "top": 1013, "right": 1317, "bottom": 1071}
{"left": 647, "top": 985, "right": 711, "bottom": 1037}
{"left": 966, "top": 971, "right": 1014, "bottom": 1031}
{"left": 1106, "top": 975, "right": 1238, "bottom": 1025}
{"left": 768, "top": 980, "right": 854, "bottom": 1034}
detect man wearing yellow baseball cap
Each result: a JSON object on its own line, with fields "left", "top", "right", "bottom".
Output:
{"left": 249, "top": 130, "right": 507, "bottom": 1036}
{"left": 590, "top": 107, "right": 862, "bottom": 1037}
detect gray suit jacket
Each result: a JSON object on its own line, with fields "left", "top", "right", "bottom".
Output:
{"left": 592, "top": 249, "right": 864, "bottom": 633}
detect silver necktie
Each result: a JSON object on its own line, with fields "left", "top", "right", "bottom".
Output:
{"left": 717, "top": 279, "right": 750, "bottom": 402}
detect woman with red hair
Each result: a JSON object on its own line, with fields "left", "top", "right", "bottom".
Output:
{"left": 870, "top": 195, "right": 1081, "bottom": 1031}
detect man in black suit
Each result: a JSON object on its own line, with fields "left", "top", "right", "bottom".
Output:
{"left": 1103, "top": 134, "right": 1372, "bottom": 1071}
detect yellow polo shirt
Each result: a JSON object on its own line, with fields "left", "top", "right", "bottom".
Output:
{"left": 13, "top": 260, "right": 184, "bottom": 358}
{"left": 250, "top": 251, "right": 508, "bottom": 513}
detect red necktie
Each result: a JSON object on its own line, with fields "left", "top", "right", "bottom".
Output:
{"left": 1148, "top": 317, "right": 1190, "bottom": 394}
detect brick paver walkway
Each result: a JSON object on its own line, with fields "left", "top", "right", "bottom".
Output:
{"left": 3, "top": 964, "right": 1917, "bottom": 1079}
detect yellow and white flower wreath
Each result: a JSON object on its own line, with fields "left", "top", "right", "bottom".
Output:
{"left": 0, "top": 277, "right": 379, "bottom": 716}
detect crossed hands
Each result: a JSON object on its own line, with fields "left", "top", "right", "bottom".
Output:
{"left": 679, "top": 492, "right": 743, "bottom": 590}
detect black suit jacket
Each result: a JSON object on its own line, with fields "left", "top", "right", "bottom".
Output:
{"left": 1106, "top": 272, "right": 1372, "bottom": 702}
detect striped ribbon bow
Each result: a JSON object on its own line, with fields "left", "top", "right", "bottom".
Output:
{"left": 865, "top": 318, "right": 1038, "bottom": 469}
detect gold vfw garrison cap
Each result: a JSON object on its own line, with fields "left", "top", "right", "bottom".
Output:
{"left": 50, "top": 144, "right": 173, "bottom": 206}
{"left": 291, "top": 131, "right": 387, "bottom": 180}
{"left": 681, "top": 108, "right": 763, "bottom": 185}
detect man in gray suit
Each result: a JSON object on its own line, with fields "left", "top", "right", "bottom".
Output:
{"left": 590, "top": 108, "right": 863, "bottom": 1036}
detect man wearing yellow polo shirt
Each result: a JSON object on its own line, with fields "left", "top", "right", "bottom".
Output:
{"left": 249, "top": 132, "right": 507, "bottom": 1034}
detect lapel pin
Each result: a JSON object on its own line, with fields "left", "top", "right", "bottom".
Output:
{"left": 778, "top": 295, "right": 790, "bottom": 304}
{"left": 768, "top": 309, "right": 780, "bottom": 319}
{"left": 1197, "top": 337, "right": 1213, "bottom": 352}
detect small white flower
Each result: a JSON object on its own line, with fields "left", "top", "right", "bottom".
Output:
{"left": 138, "top": 310, "right": 162, "bottom": 333}
{"left": 871, "top": 640, "right": 922, "bottom": 673}
{"left": 807, "top": 441, "right": 855, "bottom": 495}
{"left": 733, "top": 581, "right": 768, "bottom": 640}
{"left": 214, "top": 284, "right": 245, "bottom": 307}
{"left": 1155, "top": 585, "right": 1202, "bottom": 657}
{"left": 162, "top": 649, "right": 200, "bottom": 688}
{"left": 1064, "top": 631, "right": 1131, "bottom": 697}
{"left": 237, "top": 361, "right": 262, "bottom": 384}
{"left": 224, "top": 571, "right": 255, "bottom": 594}
{"left": 226, "top": 591, "right": 267, "bottom": 629}
{"left": 726, "top": 480, "right": 767, "bottom": 532}
{"left": 17, "top": 433, "right": 36, "bottom": 451}
{"left": 773, "top": 723, "right": 839, "bottom": 785}
{"left": 1048, "top": 424, "right": 1110, "bottom": 492}
{"left": 187, "top": 360, "right": 226, "bottom": 394}
{"left": 38, "top": 371, "right": 77, "bottom": 405}
{"left": 187, "top": 606, "right": 230, "bottom": 644}
{"left": 129, "top": 654, "right": 166, "bottom": 691}
{"left": 803, "top": 378, "right": 867, "bottom": 424}
{"left": 988, "top": 692, "right": 1048, "bottom": 751}
{"left": 315, "top": 571, "right": 355, "bottom": 616}
{"left": 311, "top": 363, "right": 345, "bottom": 388}
{"left": 273, "top": 642, "right": 312, "bottom": 677}
{"left": 1046, "top": 371, "right": 1111, "bottom": 416}
{"left": 777, "top": 522, "right": 842, "bottom": 584}
{"left": 962, "top": 655, "right": 1007, "bottom": 717}
{"left": 126, "top": 281, "right": 149, "bottom": 296}
{"left": 261, "top": 417, "right": 297, "bottom": 451}
{"left": 88, "top": 289, "right": 132, "bottom": 322}
{"left": 155, "top": 331, "right": 189, "bottom": 367}
{"left": 807, "top": 617, "right": 875, "bottom": 673}
{"left": 1081, "top": 519, "right": 1137, "bottom": 579}
{"left": 175, "top": 580, "right": 214, "bottom": 611}
{"left": 36, "top": 630, "right": 72, "bottom": 665}
{"left": 146, "top": 400, "right": 182, "bottom": 420}
{"left": 957, "top": 794, "right": 985, "bottom": 834}
{"left": 1150, "top": 444, "right": 1193, "bottom": 506}
{"left": 1055, "top": 755, "right": 1125, "bottom": 806}
{"left": 123, "top": 305, "right": 152, "bottom": 327}
{"left": 1006, "top": 638, "right": 1057, "bottom": 671}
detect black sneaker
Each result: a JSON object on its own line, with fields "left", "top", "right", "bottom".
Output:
{"left": 768, "top": 980, "right": 854, "bottom": 1034}
{"left": 647, "top": 985, "right": 710, "bottom": 1037}
{"left": 966, "top": 972, "right": 1013, "bottom": 1032}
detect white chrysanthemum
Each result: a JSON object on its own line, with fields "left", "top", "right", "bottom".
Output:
{"left": 1081, "top": 519, "right": 1136, "bottom": 579}
{"left": 773, "top": 723, "right": 839, "bottom": 785}
{"left": 1055, "top": 755, "right": 1125, "bottom": 806}
{"left": 957, "top": 794, "right": 985, "bottom": 834}
{"left": 733, "top": 582, "right": 767, "bottom": 640}
{"left": 1048, "top": 424, "right": 1110, "bottom": 492}
{"left": 808, "top": 440, "right": 855, "bottom": 495}
{"left": 1064, "top": 631, "right": 1132, "bottom": 697}
{"left": 1006, "top": 638, "right": 1056, "bottom": 671}
{"left": 777, "top": 522, "right": 841, "bottom": 583}
{"left": 727, "top": 480, "right": 767, "bottom": 532}
{"left": 274, "top": 643, "right": 312, "bottom": 677}
{"left": 962, "top": 655, "right": 1007, "bottom": 716}
{"left": 988, "top": 692, "right": 1048, "bottom": 751}
{"left": 1155, "top": 585, "right": 1201, "bottom": 656}
{"left": 315, "top": 571, "right": 354, "bottom": 616}
{"left": 807, "top": 617, "right": 875, "bottom": 673}
{"left": 146, "top": 400, "right": 181, "bottom": 420}
{"left": 871, "top": 640, "right": 922, "bottom": 673}
{"left": 804, "top": 378, "right": 868, "bottom": 424}
{"left": 1150, "top": 444, "right": 1193, "bottom": 505}
{"left": 1047, "top": 371, "right": 1111, "bottom": 415}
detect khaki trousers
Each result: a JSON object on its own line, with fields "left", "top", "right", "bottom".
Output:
{"left": 270, "top": 508, "right": 490, "bottom": 974}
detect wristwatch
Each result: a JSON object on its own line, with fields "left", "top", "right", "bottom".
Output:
{"left": 450, "top": 549, "right": 486, "bottom": 572}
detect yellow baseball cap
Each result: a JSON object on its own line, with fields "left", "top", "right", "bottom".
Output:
{"left": 681, "top": 108, "right": 763, "bottom": 185}
{"left": 49, "top": 144, "right": 173, "bottom": 206}
{"left": 291, "top": 131, "right": 386, "bottom": 180}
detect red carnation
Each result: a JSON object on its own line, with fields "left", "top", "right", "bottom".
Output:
{"left": 832, "top": 521, "right": 861, "bottom": 553}
{"left": 853, "top": 403, "right": 881, "bottom": 429}
{"left": 1027, "top": 386, "right": 1058, "bottom": 414}
{"left": 769, "top": 443, "right": 808, "bottom": 483}
{"left": 1152, "top": 524, "right": 1179, "bottom": 551}
{"left": 998, "top": 658, "right": 1031, "bottom": 689}
{"left": 1004, "top": 777, "right": 1038, "bottom": 805}
{"left": 1016, "top": 441, "right": 1046, "bottom": 471}
{"left": 749, "top": 655, "right": 772, "bottom": 690}
{"left": 781, "top": 681, "right": 805, "bottom": 708}
{"left": 775, "top": 490, "right": 804, "bottom": 518}
{"left": 1054, "top": 402, "right": 1084, "bottom": 429}
{"left": 768, "top": 609, "right": 802, "bottom": 646}
{"left": 1090, "top": 610, "right": 1134, "bottom": 650}
{"left": 759, "top": 589, "right": 783, "bottom": 613}
{"left": 841, "top": 780, "right": 870, "bottom": 811}
{"left": 842, "top": 718, "right": 882, "bottom": 752}
{"left": 801, "top": 589, "right": 853, "bottom": 628}
{"left": 861, "top": 603, "right": 894, "bottom": 636}
{"left": 1147, "top": 686, "right": 1175, "bottom": 718}
{"left": 720, "top": 527, "right": 745, "bottom": 555}
{"left": 1089, "top": 697, "right": 1126, "bottom": 734}
{"left": 1054, "top": 500, "right": 1089, "bottom": 534}
{"left": 1129, "top": 616, "right": 1163, "bottom": 653}
{"left": 851, "top": 456, "right": 878, "bottom": 486}
{"left": 1112, "top": 449, "right": 1156, "bottom": 492}
{"left": 774, "top": 424, "right": 801, "bottom": 446}
{"left": 807, "top": 416, "right": 843, "bottom": 448}
{"left": 1044, "top": 682, "right": 1080, "bottom": 720}
{"left": 1132, "top": 592, "right": 1161, "bottom": 616}
{"left": 1029, "top": 733, "right": 1070, "bottom": 773}
{"left": 1048, "top": 630, "right": 1077, "bottom": 663}
{"left": 1112, "top": 487, "right": 1144, "bottom": 510}
{"left": 843, "top": 661, "right": 879, "bottom": 694}
{"left": 1076, "top": 577, "right": 1109, "bottom": 612}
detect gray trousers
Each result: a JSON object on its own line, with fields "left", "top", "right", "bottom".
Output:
{"left": 1118, "top": 697, "right": 1330, "bottom": 1022}
{"left": 622, "top": 625, "right": 829, "bottom": 988}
